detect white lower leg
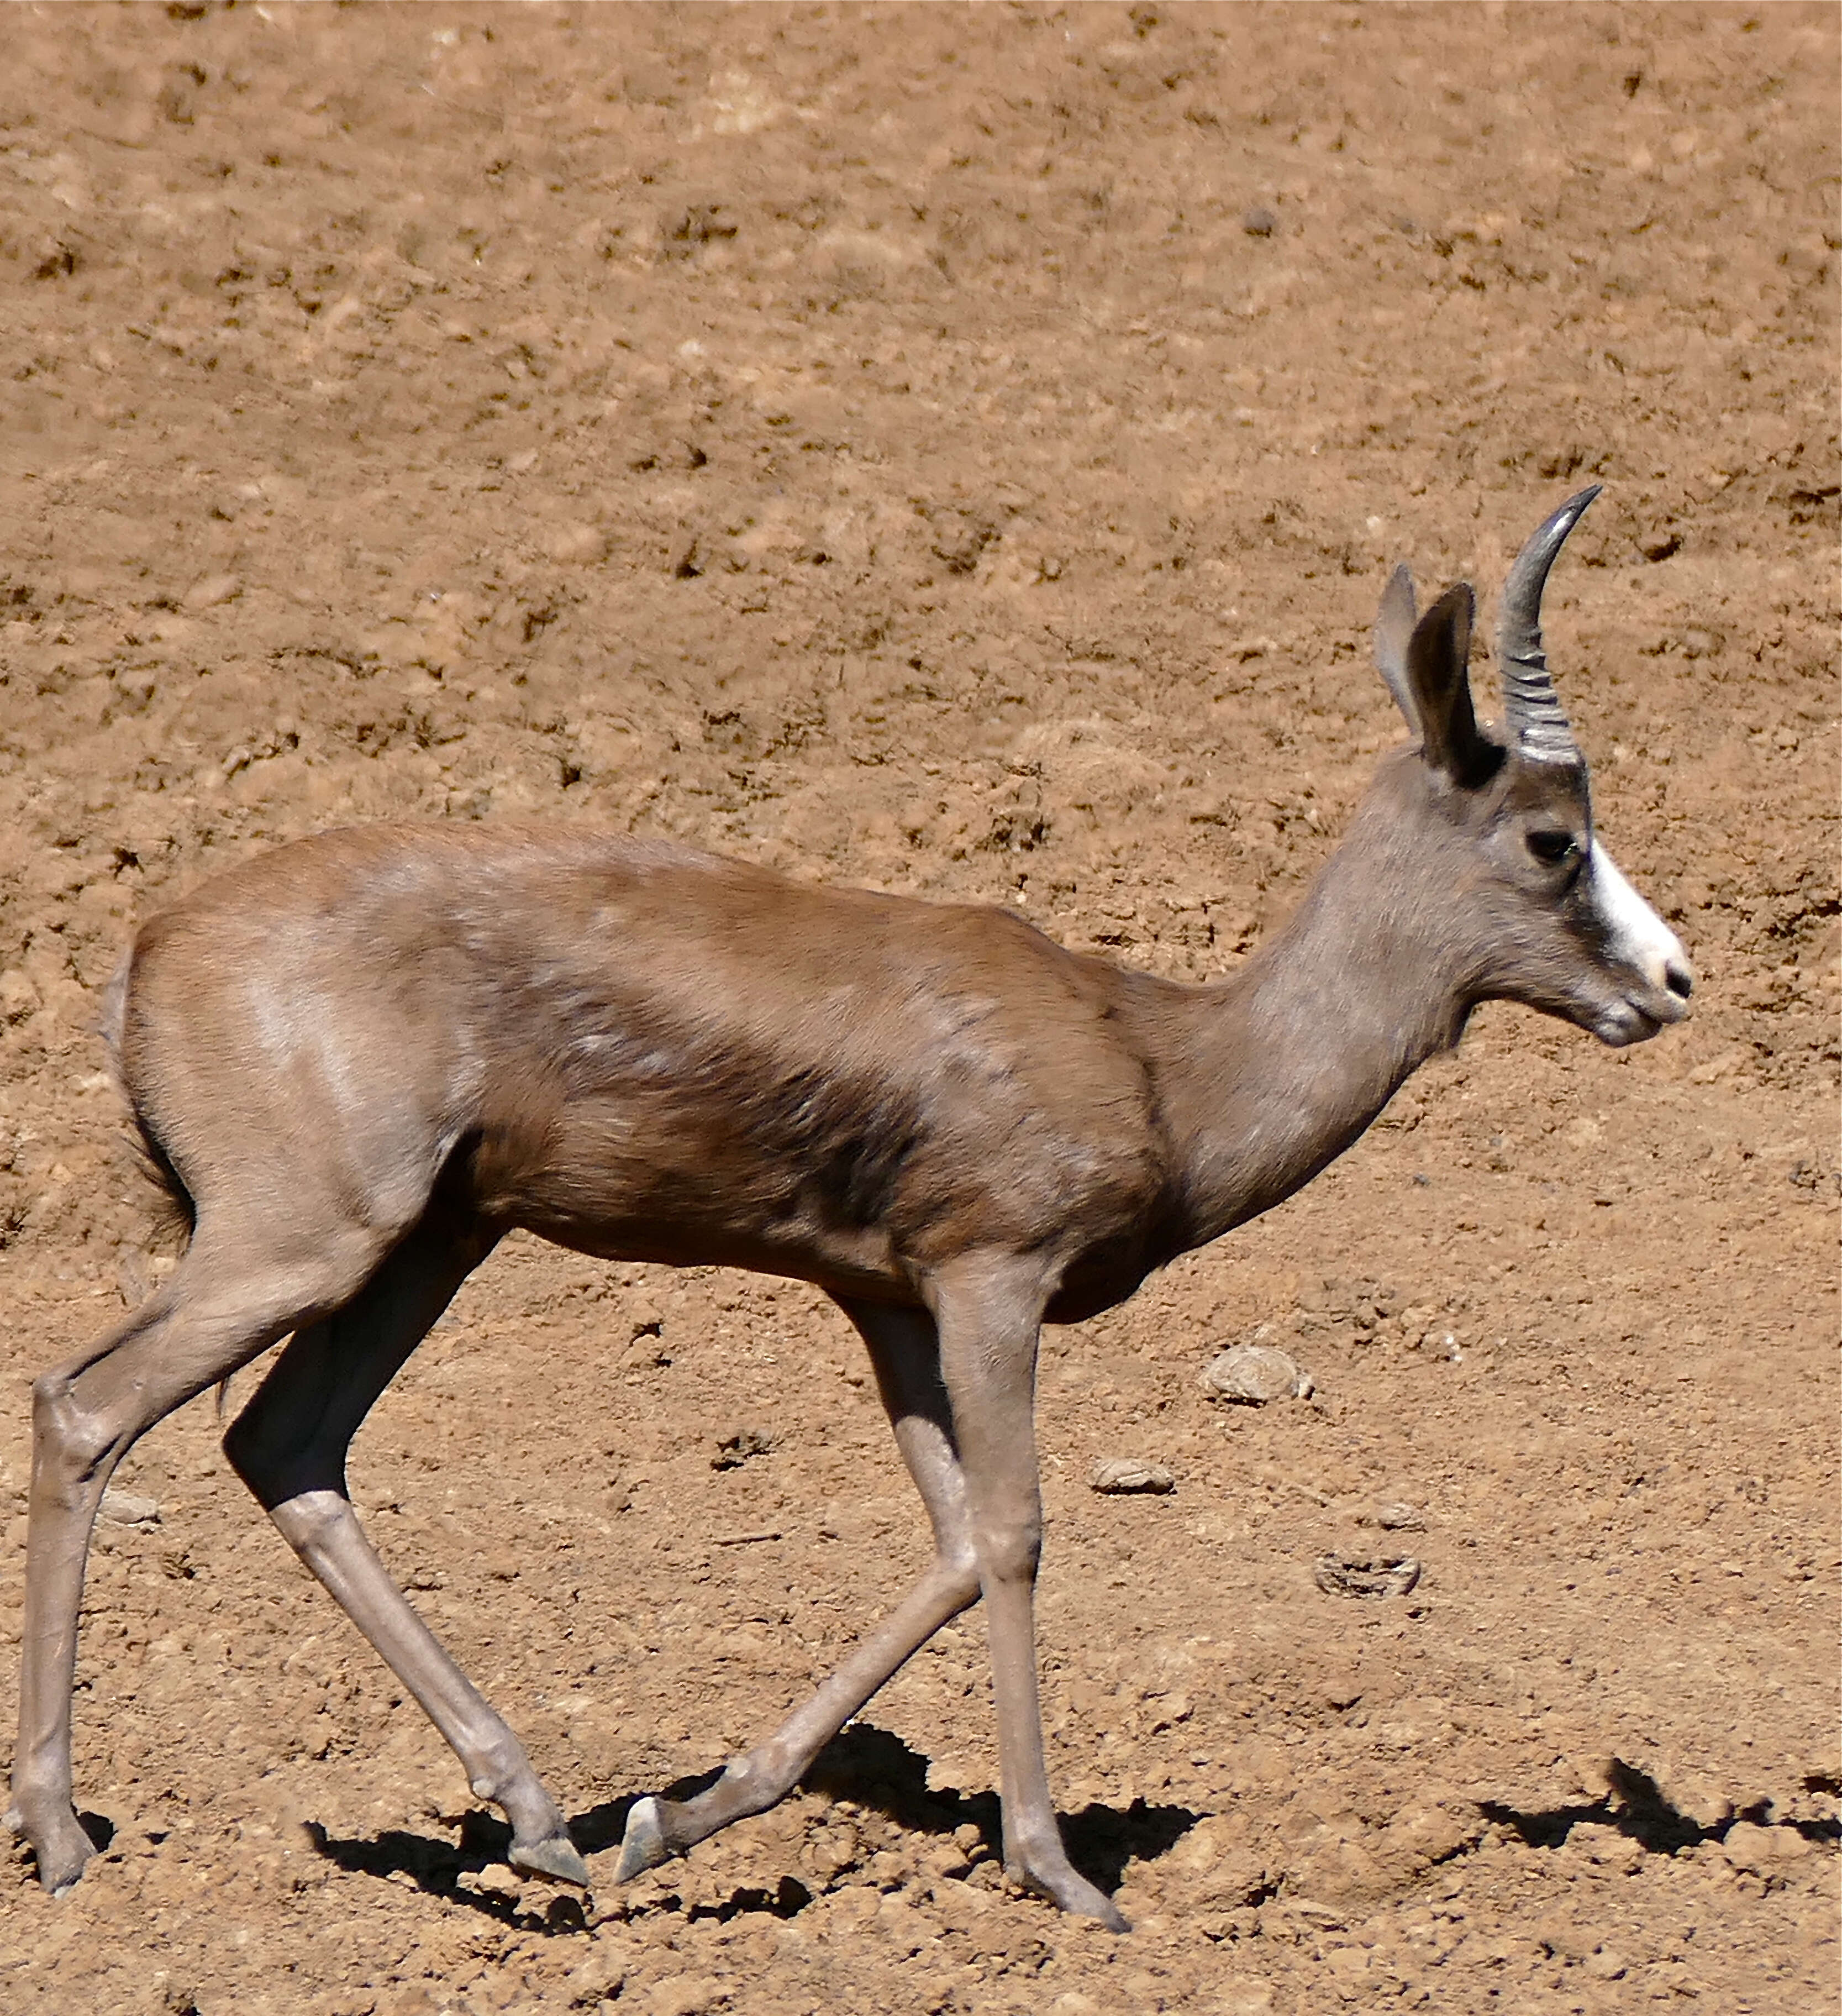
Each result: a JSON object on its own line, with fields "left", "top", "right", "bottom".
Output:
{"left": 269, "top": 1489, "right": 585, "bottom": 1880}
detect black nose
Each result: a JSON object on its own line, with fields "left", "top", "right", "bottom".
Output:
{"left": 1665, "top": 958, "right": 1693, "bottom": 1002}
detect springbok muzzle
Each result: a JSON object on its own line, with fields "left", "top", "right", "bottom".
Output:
{"left": 1586, "top": 839, "right": 1694, "bottom": 1043}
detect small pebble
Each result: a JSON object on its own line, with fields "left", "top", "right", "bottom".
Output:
{"left": 1199, "top": 1344, "right": 1312, "bottom": 1404}
{"left": 1241, "top": 206, "right": 1277, "bottom": 237}
{"left": 1314, "top": 1551, "right": 1421, "bottom": 1598}
{"left": 1365, "top": 1502, "right": 1427, "bottom": 1531}
{"left": 1088, "top": 1457, "right": 1176, "bottom": 1495}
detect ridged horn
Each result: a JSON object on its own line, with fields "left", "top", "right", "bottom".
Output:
{"left": 1498, "top": 485, "right": 1599, "bottom": 765}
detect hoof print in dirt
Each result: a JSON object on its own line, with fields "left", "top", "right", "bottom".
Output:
{"left": 1199, "top": 1344, "right": 1313, "bottom": 1405}
{"left": 1088, "top": 1457, "right": 1176, "bottom": 1495}
{"left": 1314, "top": 1552, "right": 1422, "bottom": 1599}
{"left": 711, "top": 1429, "right": 774, "bottom": 1471}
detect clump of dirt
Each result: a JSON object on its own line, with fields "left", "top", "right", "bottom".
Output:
{"left": 1, "top": 7, "right": 1835, "bottom": 2015}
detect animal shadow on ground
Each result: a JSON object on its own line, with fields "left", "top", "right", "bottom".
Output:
{"left": 304, "top": 1721, "right": 1201, "bottom": 1926}
{"left": 303, "top": 1807, "right": 611, "bottom": 1934}
{"left": 798, "top": 1720, "right": 1203, "bottom": 1893}
{"left": 1481, "top": 1756, "right": 1841, "bottom": 1855}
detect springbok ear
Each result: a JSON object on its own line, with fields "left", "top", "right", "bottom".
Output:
{"left": 1406, "top": 582, "right": 1495, "bottom": 787}
{"left": 1373, "top": 564, "right": 1421, "bottom": 732}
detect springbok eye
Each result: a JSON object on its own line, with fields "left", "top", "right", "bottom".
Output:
{"left": 1526, "top": 829, "right": 1578, "bottom": 866}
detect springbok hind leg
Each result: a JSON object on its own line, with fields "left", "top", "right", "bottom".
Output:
{"left": 616, "top": 1299, "right": 982, "bottom": 1881}
{"left": 221, "top": 1214, "right": 588, "bottom": 1887}
{"left": 8, "top": 1223, "right": 393, "bottom": 1895}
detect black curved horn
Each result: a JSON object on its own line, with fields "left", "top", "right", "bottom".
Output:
{"left": 1498, "top": 485, "right": 1599, "bottom": 764}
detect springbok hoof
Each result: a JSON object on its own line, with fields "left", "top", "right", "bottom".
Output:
{"left": 509, "top": 1830, "right": 591, "bottom": 1887}
{"left": 15, "top": 1810, "right": 96, "bottom": 1897}
{"left": 1015, "top": 1857, "right": 1131, "bottom": 1933}
{"left": 613, "top": 1795, "right": 674, "bottom": 1882}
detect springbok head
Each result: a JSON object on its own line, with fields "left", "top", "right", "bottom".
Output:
{"left": 1371, "top": 487, "right": 1694, "bottom": 1046}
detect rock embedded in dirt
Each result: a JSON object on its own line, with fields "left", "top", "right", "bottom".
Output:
{"left": 1314, "top": 1551, "right": 1422, "bottom": 1598}
{"left": 1720, "top": 1821, "right": 1814, "bottom": 1874}
{"left": 544, "top": 522, "right": 609, "bottom": 565}
{"left": 1199, "top": 1344, "right": 1313, "bottom": 1404}
{"left": 1088, "top": 1457, "right": 1176, "bottom": 1495}
{"left": 1163, "top": 1815, "right": 1273, "bottom": 1909}
{"left": 0, "top": 970, "right": 41, "bottom": 1023}
{"left": 181, "top": 572, "right": 240, "bottom": 611}
{"left": 1364, "top": 1501, "right": 1427, "bottom": 1531}
{"left": 99, "top": 1489, "right": 160, "bottom": 1526}
{"left": 565, "top": 1946, "right": 628, "bottom": 2008}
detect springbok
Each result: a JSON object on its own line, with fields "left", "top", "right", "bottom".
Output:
{"left": 8, "top": 489, "right": 1690, "bottom": 1928}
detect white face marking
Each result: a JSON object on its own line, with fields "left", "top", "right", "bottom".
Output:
{"left": 1587, "top": 840, "right": 1692, "bottom": 995}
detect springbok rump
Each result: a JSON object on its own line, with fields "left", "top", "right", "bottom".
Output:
{"left": 9, "top": 489, "right": 1690, "bottom": 1928}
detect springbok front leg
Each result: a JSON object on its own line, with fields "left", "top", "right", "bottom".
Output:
{"left": 222, "top": 1215, "right": 588, "bottom": 1887}
{"left": 931, "top": 1251, "right": 1128, "bottom": 1931}
{"left": 8, "top": 1219, "right": 399, "bottom": 1894}
{"left": 615, "top": 1299, "right": 982, "bottom": 1880}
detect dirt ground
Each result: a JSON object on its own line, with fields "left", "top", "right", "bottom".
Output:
{"left": 0, "top": 6, "right": 1836, "bottom": 2013}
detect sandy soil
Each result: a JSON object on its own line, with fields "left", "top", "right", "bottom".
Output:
{"left": 0, "top": 6, "right": 1836, "bottom": 2013}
